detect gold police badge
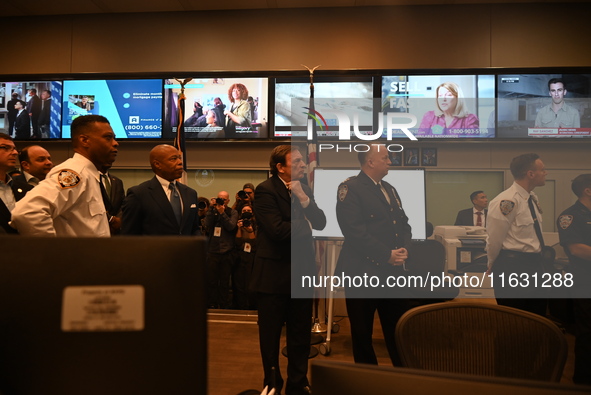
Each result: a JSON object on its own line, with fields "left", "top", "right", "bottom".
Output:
{"left": 58, "top": 169, "right": 81, "bottom": 189}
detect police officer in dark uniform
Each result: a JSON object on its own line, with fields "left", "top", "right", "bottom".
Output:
{"left": 557, "top": 173, "right": 591, "bottom": 386}
{"left": 335, "top": 144, "right": 412, "bottom": 365}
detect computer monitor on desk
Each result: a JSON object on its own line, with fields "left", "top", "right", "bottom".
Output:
{"left": 0, "top": 236, "right": 207, "bottom": 395}
{"left": 312, "top": 361, "right": 591, "bottom": 395}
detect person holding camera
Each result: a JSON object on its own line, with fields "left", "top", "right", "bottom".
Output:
{"left": 205, "top": 190, "right": 238, "bottom": 309}
{"left": 232, "top": 182, "right": 256, "bottom": 214}
{"left": 233, "top": 204, "right": 257, "bottom": 310}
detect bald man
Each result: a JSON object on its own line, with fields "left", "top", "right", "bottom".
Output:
{"left": 121, "top": 144, "right": 201, "bottom": 235}
{"left": 19, "top": 145, "right": 53, "bottom": 186}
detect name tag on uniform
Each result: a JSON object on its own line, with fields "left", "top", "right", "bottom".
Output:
{"left": 244, "top": 242, "right": 251, "bottom": 253}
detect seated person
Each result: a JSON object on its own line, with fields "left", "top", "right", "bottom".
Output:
{"left": 455, "top": 190, "right": 488, "bottom": 226}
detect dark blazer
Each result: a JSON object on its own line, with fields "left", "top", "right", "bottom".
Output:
{"left": 14, "top": 111, "right": 30, "bottom": 139}
{"left": 121, "top": 176, "right": 201, "bottom": 236}
{"left": 0, "top": 176, "right": 33, "bottom": 234}
{"left": 335, "top": 171, "right": 412, "bottom": 288}
{"left": 38, "top": 98, "right": 52, "bottom": 126}
{"left": 106, "top": 173, "right": 125, "bottom": 217}
{"left": 250, "top": 175, "right": 326, "bottom": 295}
{"left": 454, "top": 208, "right": 487, "bottom": 226}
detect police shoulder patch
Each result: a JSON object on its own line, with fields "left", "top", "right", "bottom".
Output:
{"left": 499, "top": 200, "right": 515, "bottom": 216}
{"left": 338, "top": 184, "right": 348, "bottom": 202}
{"left": 558, "top": 215, "right": 573, "bottom": 230}
{"left": 58, "top": 169, "right": 81, "bottom": 189}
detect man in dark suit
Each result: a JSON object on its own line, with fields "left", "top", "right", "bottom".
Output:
{"left": 121, "top": 144, "right": 200, "bottom": 236}
{"left": 100, "top": 163, "right": 125, "bottom": 235}
{"left": 0, "top": 133, "right": 33, "bottom": 233}
{"left": 38, "top": 90, "right": 52, "bottom": 138}
{"left": 26, "top": 89, "right": 42, "bottom": 139}
{"left": 335, "top": 144, "right": 412, "bottom": 366}
{"left": 454, "top": 190, "right": 488, "bottom": 226}
{"left": 14, "top": 101, "right": 31, "bottom": 140}
{"left": 250, "top": 145, "right": 326, "bottom": 395}
{"left": 6, "top": 93, "right": 21, "bottom": 136}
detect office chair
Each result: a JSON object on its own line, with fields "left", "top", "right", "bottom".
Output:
{"left": 405, "top": 239, "right": 459, "bottom": 300}
{"left": 395, "top": 302, "right": 568, "bottom": 382}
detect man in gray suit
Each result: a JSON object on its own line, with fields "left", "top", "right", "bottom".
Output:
{"left": 121, "top": 144, "right": 200, "bottom": 236}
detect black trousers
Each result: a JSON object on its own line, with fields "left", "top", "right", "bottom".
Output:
{"left": 493, "top": 250, "right": 547, "bottom": 316}
{"left": 256, "top": 293, "right": 311, "bottom": 394}
{"left": 345, "top": 296, "right": 410, "bottom": 365}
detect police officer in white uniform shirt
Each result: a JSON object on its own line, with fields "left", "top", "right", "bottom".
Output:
{"left": 486, "top": 153, "right": 547, "bottom": 316}
{"left": 11, "top": 115, "right": 118, "bottom": 237}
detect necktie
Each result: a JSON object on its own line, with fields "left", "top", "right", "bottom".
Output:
{"left": 476, "top": 211, "right": 483, "bottom": 226}
{"left": 98, "top": 179, "right": 112, "bottom": 214}
{"left": 101, "top": 174, "right": 111, "bottom": 197}
{"left": 377, "top": 182, "right": 391, "bottom": 204}
{"left": 169, "top": 182, "right": 182, "bottom": 226}
{"left": 528, "top": 195, "right": 545, "bottom": 249}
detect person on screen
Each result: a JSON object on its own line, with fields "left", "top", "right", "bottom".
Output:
{"left": 534, "top": 78, "right": 580, "bottom": 128}
{"left": 13, "top": 101, "right": 31, "bottom": 139}
{"left": 454, "top": 190, "right": 488, "bottom": 226}
{"left": 26, "top": 89, "right": 42, "bottom": 138}
{"left": 38, "top": 90, "right": 52, "bottom": 138}
{"left": 224, "top": 83, "right": 252, "bottom": 138}
{"left": 419, "top": 82, "right": 479, "bottom": 136}
{"left": 335, "top": 144, "right": 412, "bottom": 366}
{"left": 213, "top": 97, "right": 226, "bottom": 128}
{"left": 77, "top": 96, "right": 92, "bottom": 111}
{"left": 10, "top": 115, "right": 118, "bottom": 237}
{"left": 6, "top": 93, "right": 22, "bottom": 137}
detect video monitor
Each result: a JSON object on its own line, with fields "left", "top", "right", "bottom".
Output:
{"left": 274, "top": 77, "right": 374, "bottom": 137}
{"left": 162, "top": 77, "right": 269, "bottom": 139}
{"left": 61, "top": 79, "right": 163, "bottom": 139}
{"left": 1, "top": 81, "right": 62, "bottom": 139}
{"left": 381, "top": 75, "right": 495, "bottom": 139}
{"left": 497, "top": 73, "right": 591, "bottom": 138}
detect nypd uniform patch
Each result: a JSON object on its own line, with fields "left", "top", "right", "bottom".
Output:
{"left": 558, "top": 215, "right": 573, "bottom": 230}
{"left": 338, "top": 184, "right": 348, "bottom": 202}
{"left": 58, "top": 169, "right": 81, "bottom": 189}
{"left": 499, "top": 200, "right": 515, "bottom": 216}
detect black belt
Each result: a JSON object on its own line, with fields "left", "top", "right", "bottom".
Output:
{"left": 499, "top": 250, "right": 542, "bottom": 259}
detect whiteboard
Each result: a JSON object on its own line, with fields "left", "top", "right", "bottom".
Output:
{"left": 312, "top": 168, "right": 426, "bottom": 239}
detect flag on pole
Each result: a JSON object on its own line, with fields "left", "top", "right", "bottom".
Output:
{"left": 174, "top": 78, "right": 192, "bottom": 184}
{"left": 303, "top": 65, "right": 320, "bottom": 189}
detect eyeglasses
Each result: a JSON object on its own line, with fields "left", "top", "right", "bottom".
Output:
{"left": 0, "top": 145, "right": 18, "bottom": 153}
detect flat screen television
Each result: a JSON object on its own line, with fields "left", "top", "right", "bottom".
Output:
{"left": 1, "top": 80, "right": 62, "bottom": 139}
{"left": 312, "top": 168, "right": 426, "bottom": 240}
{"left": 274, "top": 77, "right": 374, "bottom": 137}
{"left": 61, "top": 79, "right": 163, "bottom": 139}
{"left": 162, "top": 77, "right": 269, "bottom": 139}
{"left": 497, "top": 73, "right": 591, "bottom": 138}
{"left": 381, "top": 74, "right": 495, "bottom": 139}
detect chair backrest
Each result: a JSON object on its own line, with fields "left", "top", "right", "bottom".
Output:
{"left": 395, "top": 302, "right": 568, "bottom": 382}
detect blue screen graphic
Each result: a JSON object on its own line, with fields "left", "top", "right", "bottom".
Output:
{"left": 61, "top": 79, "right": 163, "bottom": 138}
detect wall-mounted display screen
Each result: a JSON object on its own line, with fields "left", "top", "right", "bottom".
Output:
{"left": 1, "top": 81, "right": 62, "bottom": 139}
{"left": 497, "top": 74, "right": 591, "bottom": 138}
{"left": 381, "top": 75, "right": 495, "bottom": 139}
{"left": 162, "top": 77, "right": 268, "bottom": 139}
{"left": 274, "top": 78, "right": 374, "bottom": 137}
{"left": 61, "top": 79, "right": 163, "bottom": 139}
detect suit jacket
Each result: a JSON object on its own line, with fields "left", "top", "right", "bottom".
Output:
{"left": 250, "top": 175, "right": 326, "bottom": 295}
{"left": 38, "top": 99, "right": 52, "bottom": 126}
{"left": 14, "top": 111, "right": 31, "bottom": 139}
{"left": 0, "top": 176, "right": 33, "bottom": 234}
{"left": 454, "top": 208, "right": 488, "bottom": 226}
{"left": 106, "top": 173, "right": 125, "bottom": 217}
{"left": 121, "top": 176, "right": 200, "bottom": 236}
{"left": 26, "top": 95, "right": 42, "bottom": 117}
